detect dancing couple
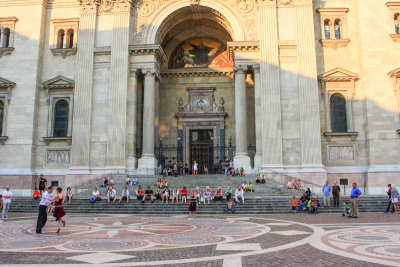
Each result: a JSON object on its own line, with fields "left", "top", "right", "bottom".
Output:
{"left": 36, "top": 186, "right": 66, "bottom": 234}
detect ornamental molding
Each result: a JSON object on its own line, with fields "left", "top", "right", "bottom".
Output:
{"left": 0, "top": 47, "right": 14, "bottom": 59}
{"left": 0, "top": 77, "right": 16, "bottom": 103}
{"left": 318, "top": 67, "right": 359, "bottom": 83}
{"left": 237, "top": 0, "right": 255, "bottom": 13}
{"left": 390, "top": 34, "right": 400, "bottom": 42}
{"left": 278, "top": 0, "right": 293, "bottom": 7}
{"left": 227, "top": 41, "right": 260, "bottom": 61}
{"left": 42, "top": 75, "right": 75, "bottom": 90}
{"left": 161, "top": 69, "right": 233, "bottom": 78}
{"left": 129, "top": 44, "right": 167, "bottom": 63}
{"left": 386, "top": 2, "right": 400, "bottom": 9}
{"left": 319, "top": 39, "right": 350, "bottom": 49}
{"left": 388, "top": 67, "right": 400, "bottom": 96}
{"left": 78, "top": 0, "right": 134, "bottom": 14}
{"left": 51, "top": 48, "right": 78, "bottom": 58}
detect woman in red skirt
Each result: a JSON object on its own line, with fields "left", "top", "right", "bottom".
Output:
{"left": 53, "top": 187, "right": 66, "bottom": 233}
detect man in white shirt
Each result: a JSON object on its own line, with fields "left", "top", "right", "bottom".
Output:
{"left": 107, "top": 187, "right": 117, "bottom": 203}
{"left": 119, "top": 187, "right": 130, "bottom": 203}
{"left": 234, "top": 186, "right": 244, "bottom": 204}
{"left": 36, "top": 186, "right": 54, "bottom": 234}
{"left": 2, "top": 186, "right": 12, "bottom": 219}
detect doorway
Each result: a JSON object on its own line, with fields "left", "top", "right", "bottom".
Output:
{"left": 190, "top": 129, "right": 214, "bottom": 174}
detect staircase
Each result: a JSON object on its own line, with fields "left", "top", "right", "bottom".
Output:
{"left": 8, "top": 174, "right": 389, "bottom": 214}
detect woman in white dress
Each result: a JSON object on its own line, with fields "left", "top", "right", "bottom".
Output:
{"left": 193, "top": 161, "right": 198, "bottom": 175}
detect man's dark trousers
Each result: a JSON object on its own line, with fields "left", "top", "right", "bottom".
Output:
{"left": 36, "top": 205, "right": 48, "bottom": 233}
{"left": 386, "top": 199, "right": 395, "bottom": 213}
{"left": 333, "top": 193, "right": 340, "bottom": 207}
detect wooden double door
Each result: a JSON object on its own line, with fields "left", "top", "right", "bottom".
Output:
{"left": 190, "top": 129, "right": 214, "bottom": 174}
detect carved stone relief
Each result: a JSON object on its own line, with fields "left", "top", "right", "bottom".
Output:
{"left": 327, "top": 146, "right": 355, "bottom": 161}
{"left": 46, "top": 149, "right": 71, "bottom": 165}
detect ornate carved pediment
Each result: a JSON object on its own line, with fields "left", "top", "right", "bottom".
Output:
{"left": 0, "top": 77, "right": 16, "bottom": 89}
{"left": 176, "top": 87, "right": 226, "bottom": 116}
{"left": 42, "top": 75, "right": 75, "bottom": 90}
{"left": 318, "top": 68, "right": 359, "bottom": 82}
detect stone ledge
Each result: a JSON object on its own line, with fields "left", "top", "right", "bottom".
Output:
{"left": 390, "top": 34, "right": 400, "bottom": 42}
{"left": 50, "top": 48, "right": 77, "bottom": 59}
{"left": 323, "top": 132, "right": 358, "bottom": 141}
{"left": 43, "top": 136, "right": 72, "bottom": 146}
{"left": 0, "top": 136, "right": 8, "bottom": 145}
{"left": 397, "top": 129, "right": 400, "bottom": 135}
{"left": 0, "top": 47, "right": 14, "bottom": 58}
{"left": 319, "top": 39, "right": 350, "bottom": 49}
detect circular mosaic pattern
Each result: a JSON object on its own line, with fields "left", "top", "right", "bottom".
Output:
{"left": 319, "top": 225, "right": 400, "bottom": 264}
{"left": 0, "top": 216, "right": 270, "bottom": 253}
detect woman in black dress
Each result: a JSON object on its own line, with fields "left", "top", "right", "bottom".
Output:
{"left": 189, "top": 190, "right": 197, "bottom": 216}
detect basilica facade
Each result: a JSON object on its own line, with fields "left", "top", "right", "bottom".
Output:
{"left": 0, "top": 0, "right": 400, "bottom": 195}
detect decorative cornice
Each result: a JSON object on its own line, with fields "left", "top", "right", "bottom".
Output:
{"left": 323, "top": 132, "right": 358, "bottom": 141}
{"left": 388, "top": 67, "right": 400, "bottom": 78}
{"left": 161, "top": 69, "right": 233, "bottom": 78}
{"left": 316, "top": 8, "right": 349, "bottom": 14}
{"left": 227, "top": 41, "right": 260, "bottom": 61}
{"left": 319, "top": 39, "right": 350, "bottom": 49}
{"left": 0, "top": 48, "right": 14, "bottom": 59}
{"left": 42, "top": 136, "right": 72, "bottom": 146}
{"left": 0, "top": 77, "right": 16, "bottom": 89}
{"left": 318, "top": 67, "right": 359, "bottom": 82}
{"left": 42, "top": 75, "right": 75, "bottom": 90}
{"left": 51, "top": 48, "right": 77, "bottom": 59}
{"left": 129, "top": 44, "right": 167, "bottom": 63}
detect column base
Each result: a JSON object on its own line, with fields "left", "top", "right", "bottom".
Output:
{"left": 234, "top": 154, "right": 252, "bottom": 174}
{"left": 127, "top": 155, "right": 137, "bottom": 170}
{"left": 138, "top": 156, "right": 158, "bottom": 175}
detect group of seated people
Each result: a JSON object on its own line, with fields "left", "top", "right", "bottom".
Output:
{"left": 226, "top": 167, "right": 246, "bottom": 177}
{"left": 297, "top": 188, "right": 319, "bottom": 213}
{"left": 287, "top": 178, "right": 303, "bottom": 190}
{"left": 93, "top": 180, "right": 248, "bottom": 205}
{"left": 241, "top": 181, "right": 254, "bottom": 192}
{"left": 33, "top": 187, "right": 73, "bottom": 204}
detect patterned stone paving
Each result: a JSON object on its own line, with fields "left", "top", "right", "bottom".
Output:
{"left": 0, "top": 213, "right": 398, "bottom": 266}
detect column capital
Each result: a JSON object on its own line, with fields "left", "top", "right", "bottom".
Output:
{"left": 233, "top": 64, "right": 248, "bottom": 75}
{"left": 112, "top": 0, "right": 134, "bottom": 14}
{"left": 258, "top": 0, "right": 277, "bottom": 7}
{"left": 130, "top": 68, "right": 139, "bottom": 77}
{"left": 78, "top": 0, "right": 99, "bottom": 14}
{"left": 142, "top": 68, "right": 160, "bottom": 79}
{"left": 253, "top": 64, "right": 260, "bottom": 74}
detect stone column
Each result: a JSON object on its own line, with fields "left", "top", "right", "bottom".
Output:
{"left": 233, "top": 64, "right": 251, "bottom": 171}
{"left": 127, "top": 69, "right": 138, "bottom": 170}
{"left": 259, "top": 0, "right": 283, "bottom": 169}
{"left": 138, "top": 69, "right": 158, "bottom": 173}
{"left": 106, "top": 1, "right": 132, "bottom": 168}
{"left": 70, "top": 0, "right": 97, "bottom": 169}
{"left": 253, "top": 65, "right": 262, "bottom": 170}
{"left": 295, "top": 0, "right": 323, "bottom": 166}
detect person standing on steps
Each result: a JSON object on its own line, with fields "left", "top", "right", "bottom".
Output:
{"left": 349, "top": 182, "right": 362, "bottom": 218}
{"left": 322, "top": 181, "right": 331, "bottom": 207}
{"left": 2, "top": 186, "right": 12, "bottom": 219}
{"left": 332, "top": 181, "right": 341, "bottom": 208}
{"left": 36, "top": 186, "right": 55, "bottom": 234}
{"left": 193, "top": 161, "right": 198, "bottom": 175}
{"left": 38, "top": 174, "right": 47, "bottom": 197}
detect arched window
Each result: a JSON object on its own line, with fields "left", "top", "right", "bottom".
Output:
{"left": 395, "top": 14, "right": 400, "bottom": 34}
{"left": 3, "top": 28, "right": 10, "bottom": 48}
{"left": 334, "top": 20, "right": 341, "bottom": 39}
{"left": 57, "top": 29, "right": 65, "bottom": 49}
{"left": 324, "top": 20, "right": 331, "bottom": 39}
{"left": 53, "top": 100, "right": 69, "bottom": 137}
{"left": 330, "top": 93, "right": 347, "bottom": 132}
{"left": 66, "top": 29, "right": 74, "bottom": 48}
{"left": 0, "top": 100, "right": 4, "bottom": 136}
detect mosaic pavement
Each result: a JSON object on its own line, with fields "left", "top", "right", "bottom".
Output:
{"left": 0, "top": 213, "right": 399, "bottom": 266}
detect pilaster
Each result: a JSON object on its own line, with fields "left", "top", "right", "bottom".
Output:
{"left": 259, "top": 0, "right": 283, "bottom": 167}
{"left": 253, "top": 65, "right": 262, "bottom": 169}
{"left": 70, "top": 0, "right": 98, "bottom": 168}
{"left": 295, "top": 0, "right": 323, "bottom": 166}
{"left": 106, "top": 0, "right": 133, "bottom": 168}
{"left": 127, "top": 69, "right": 138, "bottom": 170}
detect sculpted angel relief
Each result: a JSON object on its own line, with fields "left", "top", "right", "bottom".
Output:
{"left": 168, "top": 38, "right": 233, "bottom": 69}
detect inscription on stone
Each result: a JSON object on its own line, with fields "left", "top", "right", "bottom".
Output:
{"left": 47, "top": 149, "right": 70, "bottom": 165}
{"left": 327, "top": 146, "right": 355, "bottom": 161}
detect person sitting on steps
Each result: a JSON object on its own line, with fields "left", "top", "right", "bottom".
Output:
{"left": 155, "top": 187, "right": 162, "bottom": 202}
{"left": 255, "top": 176, "right": 260, "bottom": 184}
{"left": 239, "top": 167, "right": 245, "bottom": 176}
{"left": 136, "top": 185, "right": 144, "bottom": 202}
{"left": 119, "top": 187, "right": 130, "bottom": 203}
{"left": 180, "top": 186, "right": 188, "bottom": 204}
{"left": 203, "top": 186, "right": 212, "bottom": 204}
{"left": 143, "top": 186, "right": 154, "bottom": 203}
{"left": 261, "top": 175, "right": 266, "bottom": 184}
{"left": 107, "top": 186, "right": 117, "bottom": 203}
{"left": 161, "top": 187, "right": 170, "bottom": 204}
{"left": 172, "top": 187, "right": 179, "bottom": 204}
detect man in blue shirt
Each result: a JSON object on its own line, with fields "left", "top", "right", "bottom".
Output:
{"left": 350, "top": 182, "right": 362, "bottom": 218}
{"left": 322, "top": 181, "right": 331, "bottom": 207}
